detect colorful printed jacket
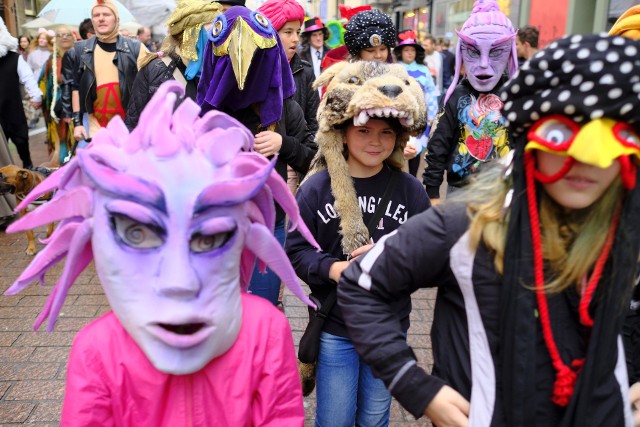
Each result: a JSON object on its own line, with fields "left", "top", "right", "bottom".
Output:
{"left": 422, "top": 78, "right": 511, "bottom": 199}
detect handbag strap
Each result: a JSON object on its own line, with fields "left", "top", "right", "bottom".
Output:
{"left": 320, "top": 169, "right": 401, "bottom": 316}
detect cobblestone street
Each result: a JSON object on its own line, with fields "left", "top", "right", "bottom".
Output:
{"left": 0, "top": 133, "right": 435, "bottom": 426}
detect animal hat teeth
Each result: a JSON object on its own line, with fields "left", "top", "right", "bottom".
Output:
{"left": 400, "top": 116, "right": 414, "bottom": 126}
{"left": 353, "top": 110, "right": 370, "bottom": 126}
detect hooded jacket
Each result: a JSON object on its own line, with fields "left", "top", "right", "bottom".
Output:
{"left": 422, "top": 78, "right": 511, "bottom": 198}
{"left": 339, "top": 202, "right": 635, "bottom": 425}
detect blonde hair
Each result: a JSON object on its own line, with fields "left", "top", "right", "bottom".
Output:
{"left": 460, "top": 162, "right": 624, "bottom": 293}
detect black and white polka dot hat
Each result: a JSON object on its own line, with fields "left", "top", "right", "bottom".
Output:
{"left": 344, "top": 9, "right": 396, "bottom": 56}
{"left": 500, "top": 33, "right": 640, "bottom": 138}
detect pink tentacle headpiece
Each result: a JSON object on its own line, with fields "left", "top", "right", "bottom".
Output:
{"left": 6, "top": 81, "right": 319, "bottom": 333}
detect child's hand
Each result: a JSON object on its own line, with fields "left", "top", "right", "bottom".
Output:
{"left": 254, "top": 131, "right": 282, "bottom": 157}
{"left": 424, "top": 385, "right": 469, "bottom": 427}
{"left": 350, "top": 243, "right": 374, "bottom": 261}
{"left": 329, "top": 261, "right": 350, "bottom": 283}
{"left": 630, "top": 382, "right": 640, "bottom": 426}
{"left": 403, "top": 144, "right": 418, "bottom": 160}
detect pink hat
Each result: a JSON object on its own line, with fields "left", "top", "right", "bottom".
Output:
{"left": 257, "top": 0, "right": 305, "bottom": 31}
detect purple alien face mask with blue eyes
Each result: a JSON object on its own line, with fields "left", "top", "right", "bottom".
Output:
{"left": 443, "top": 0, "right": 518, "bottom": 105}
{"left": 5, "top": 81, "right": 319, "bottom": 375}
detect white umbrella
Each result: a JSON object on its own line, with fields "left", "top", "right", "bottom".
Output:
{"left": 22, "top": 17, "right": 55, "bottom": 36}
{"left": 38, "top": 0, "right": 135, "bottom": 27}
{"left": 22, "top": 17, "right": 54, "bottom": 30}
{"left": 119, "top": 21, "right": 143, "bottom": 35}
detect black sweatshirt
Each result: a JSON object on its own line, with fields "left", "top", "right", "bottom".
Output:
{"left": 285, "top": 166, "right": 430, "bottom": 337}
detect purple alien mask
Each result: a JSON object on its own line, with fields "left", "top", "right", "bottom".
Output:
{"left": 443, "top": 0, "right": 518, "bottom": 104}
{"left": 5, "top": 81, "right": 318, "bottom": 375}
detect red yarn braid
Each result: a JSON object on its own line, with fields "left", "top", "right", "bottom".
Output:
{"left": 524, "top": 151, "right": 621, "bottom": 407}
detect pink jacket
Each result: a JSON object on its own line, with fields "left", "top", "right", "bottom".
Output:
{"left": 61, "top": 294, "right": 304, "bottom": 426}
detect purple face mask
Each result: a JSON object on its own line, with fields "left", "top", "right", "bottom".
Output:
{"left": 459, "top": 31, "right": 513, "bottom": 93}
{"left": 442, "top": 0, "right": 518, "bottom": 105}
{"left": 5, "top": 81, "right": 319, "bottom": 375}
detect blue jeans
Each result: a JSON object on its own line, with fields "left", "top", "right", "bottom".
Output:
{"left": 315, "top": 332, "right": 391, "bottom": 427}
{"left": 248, "top": 219, "right": 285, "bottom": 305}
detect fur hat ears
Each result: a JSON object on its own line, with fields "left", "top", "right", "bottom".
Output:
{"left": 312, "top": 61, "right": 348, "bottom": 92}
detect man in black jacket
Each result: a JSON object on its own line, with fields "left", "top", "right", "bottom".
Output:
{"left": 62, "top": 0, "right": 147, "bottom": 143}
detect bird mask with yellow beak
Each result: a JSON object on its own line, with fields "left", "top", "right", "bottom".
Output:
{"left": 196, "top": 6, "right": 295, "bottom": 128}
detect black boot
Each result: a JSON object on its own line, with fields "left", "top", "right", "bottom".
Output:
{"left": 12, "top": 135, "right": 33, "bottom": 170}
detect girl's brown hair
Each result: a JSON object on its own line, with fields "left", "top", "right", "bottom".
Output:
{"left": 31, "top": 32, "right": 53, "bottom": 51}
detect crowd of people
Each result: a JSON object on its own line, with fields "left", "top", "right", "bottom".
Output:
{"left": 1, "top": 0, "right": 640, "bottom": 425}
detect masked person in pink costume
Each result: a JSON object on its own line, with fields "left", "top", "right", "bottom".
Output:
{"left": 422, "top": 0, "right": 517, "bottom": 203}
{"left": 5, "top": 81, "right": 320, "bottom": 426}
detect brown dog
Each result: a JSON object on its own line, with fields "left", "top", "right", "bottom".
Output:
{"left": 0, "top": 165, "right": 55, "bottom": 255}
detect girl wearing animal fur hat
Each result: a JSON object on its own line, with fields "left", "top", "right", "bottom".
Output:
{"left": 422, "top": 0, "right": 517, "bottom": 202}
{"left": 286, "top": 61, "right": 430, "bottom": 426}
{"left": 339, "top": 33, "right": 640, "bottom": 426}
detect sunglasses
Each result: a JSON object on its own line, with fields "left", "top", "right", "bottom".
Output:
{"left": 57, "top": 33, "right": 74, "bottom": 38}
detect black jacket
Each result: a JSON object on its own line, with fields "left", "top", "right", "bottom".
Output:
{"left": 125, "top": 54, "right": 198, "bottom": 130}
{"left": 339, "top": 202, "right": 633, "bottom": 425}
{"left": 299, "top": 43, "right": 331, "bottom": 65}
{"left": 289, "top": 53, "right": 319, "bottom": 136}
{"left": 62, "top": 36, "right": 143, "bottom": 118}
{"left": 220, "top": 98, "right": 317, "bottom": 222}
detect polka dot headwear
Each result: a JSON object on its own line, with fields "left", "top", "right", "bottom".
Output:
{"left": 499, "top": 35, "right": 640, "bottom": 427}
{"left": 500, "top": 33, "right": 640, "bottom": 138}
{"left": 344, "top": 9, "right": 396, "bottom": 57}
